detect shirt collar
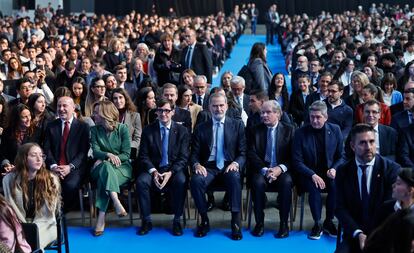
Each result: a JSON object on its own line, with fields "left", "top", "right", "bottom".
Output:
{"left": 355, "top": 157, "right": 376, "bottom": 168}
{"left": 212, "top": 116, "right": 225, "bottom": 125}
{"left": 61, "top": 116, "right": 74, "bottom": 125}
{"left": 159, "top": 121, "right": 172, "bottom": 130}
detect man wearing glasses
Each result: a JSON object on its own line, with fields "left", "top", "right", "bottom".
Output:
{"left": 192, "top": 75, "right": 209, "bottom": 110}
{"left": 136, "top": 98, "right": 190, "bottom": 236}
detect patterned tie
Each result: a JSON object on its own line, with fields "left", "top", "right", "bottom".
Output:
{"left": 59, "top": 121, "right": 70, "bottom": 165}
{"left": 160, "top": 127, "right": 169, "bottom": 167}
{"left": 215, "top": 122, "right": 224, "bottom": 169}
{"left": 236, "top": 96, "right": 242, "bottom": 108}
{"left": 360, "top": 165, "right": 370, "bottom": 227}
{"left": 185, "top": 46, "right": 193, "bottom": 69}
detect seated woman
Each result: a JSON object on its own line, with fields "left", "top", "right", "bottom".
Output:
{"left": 0, "top": 194, "right": 31, "bottom": 253}
{"left": 111, "top": 88, "right": 142, "bottom": 159}
{"left": 69, "top": 77, "right": 87, "bottom": 116}
{"left": 136, "top": 87, "right": 156, "bottom": 128}
{"left": 177, "top": 85, "right": 202, "bottom": 131}
{"left": 0, "top": 104, "right": 41, "bottom": 175}
{"left": 27, "top": 93, "right": 54, "bottom": 145}
{"left": 2, "top": 143, "right": 61, "bottom": 249}
{"left": 90, "top": 100, "right": 132, "bottom": 236}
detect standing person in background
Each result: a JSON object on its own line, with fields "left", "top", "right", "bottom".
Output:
{"left": 249, "top": 3, "right": 259, "bottom": 35}
{"left": 181, "top": 28, "right": 213, "bottom": 84}
{"left": 248, "top": 42, "right": 272, "bottom": 93}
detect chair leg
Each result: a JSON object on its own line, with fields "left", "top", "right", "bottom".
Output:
{"left": 299, "top": 193, "right": 305, "bottom": 231}
{"left": 243, "top": 189, "right": 249, "bottom": 221}
{"left": 293, "top": 188, "right": 298, "bottom": 222}
{"left": 88, "top": 183, "right": 94, "bottom": 227}
{"left": 289, "top": 193, "right": 294, "bottom": 231}
{"left": 57, "top": 216, "right": 62, "bottom": 253}
{"left": 247, "top": 190, "right": 253, "bottom": 230}
{"left": 128, "top": 190, "right": 133, "bottom": 225}
{"left": 79, "top": 188, "right": 85, "bottom": 226}
{"left": 62, "top": 215, "right": 70, "bottom": 253}
{"left": 186, "top": 189, "right": 191, "bottom": 220}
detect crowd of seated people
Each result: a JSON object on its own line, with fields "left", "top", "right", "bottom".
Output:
{"left": 0, "top": 2, "right": 414, "bottom": 253}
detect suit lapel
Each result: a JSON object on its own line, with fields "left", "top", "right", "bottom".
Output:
{"left": 168, "top": 122, "right": 178, "bottom": 159}
{"left": 369, "top": 156, "right": 382, "bottom": 211}
{"left": 206, "top": 120, "right": 213, "bottom": 152}
{"left": 154, "top": 122, "right": 162, "bottom": 156}
{"left": 350, "top": 161, "right": 363, "bottom": 209}
{"left": 325, "top": 124, "right": 333, "bottom": 167}
{"left": 259, "top": 124, "right": 267, "bottom": 158}
{"left": 276, "top": 123, "right": 285, "bottom": 162}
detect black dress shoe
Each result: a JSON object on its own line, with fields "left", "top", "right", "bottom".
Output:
{"left": 137, "top": 221, "right": 152, "bottom": 235}
{"left": 195, "top": 221, "right": 210, "bottom": 237}
{"left": 275, "top": 222, "right": 289, "bottom": 238}
{"left": 207, "top": 192, "right": 215, "bottom": 212}
{"left": 251, "top": 223, "right": 264, "bottom": 237}
{"left": 231, "top": 223, "right": 243, "bottom": 240}
{"left": 172, "top": 222, "right": 183, "bottom": 236}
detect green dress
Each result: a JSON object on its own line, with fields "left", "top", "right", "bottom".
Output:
{"left": 90, "top": 123, "right": 132, "bottom": 211}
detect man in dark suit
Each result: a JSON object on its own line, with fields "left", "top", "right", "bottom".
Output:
{"left": 292, "top": 100, "right": 344, "bottom": 240}
{"left": 391, "top": 88, "right": 414, "bottom": 132}
{"left": 231, "top": 76, "right": 250, "bottom": 125}
{"left": 390, "top": 81, "right": 414, "bottom": 115}
{"left": 335, "top": 124, "right": 400, "bottom": 253}
{"left": 345, "top": 100, "right": 397, "bottom": 161}
{"left": 192, "top": 75, "right": 209, "bottom": 110}
{"left": 305, "top": 72, "right": 331, "bottom": 107}
{"left": 181, "top": 28, "right": 213, "bottom": 83}
{"left": 248, "top": 100, "right": 294, "bottom": 238}
{"left": 43, "top": 96, "right": 90, "bottom": 213}
{"left": 115, "top": 65, "right": 137, "bottom": 101}
{"left": 397, "top": 123, "right": 414, "bottom": 168}
{"left": 162, "top": 83, "right": 192, "bottom": 132}
{"left": 246, "top": 90, "right": 268, "bottom": 133}
{"left": 136, "top": 98, "right": 190, "bottom": 236}
{"left": 190, "top": 93, "right": 246, "bottom": 240}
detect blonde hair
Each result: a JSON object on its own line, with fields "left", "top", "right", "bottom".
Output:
{"left": 94, "top": 100, "right": 119, "bottom": 130}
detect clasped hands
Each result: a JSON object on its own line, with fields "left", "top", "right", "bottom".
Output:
{"left": 266, "top": 166, "right": 283, "bottom": 183}
{"left": 194, "top": 162, "right": 239, "bottom": 177}
{"left": 152, "top": 170, "right": 172, "bottom": 190}
{"left": 51, "top": 165, "right": 71, "bottom": 179}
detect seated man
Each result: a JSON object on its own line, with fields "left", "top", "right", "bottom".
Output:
{"left": 292, "top": 100, "right": 344, "bottom": 240}
{"left": 136, "top": 98, "right": 190, "bottom": 236}
{"left": 248, "top": 100, "right": 294, "bottom": 238}
{"left": 43, "top": 96, "right": 90, "bottom": 213}
{"left": 335, "top": 124, "right": 399, "bottom": 253}
{"left": 190, "top": 93, "right": 246, "bottom": 240}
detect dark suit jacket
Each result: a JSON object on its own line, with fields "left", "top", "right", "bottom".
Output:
{"left": 390, "top": 101, "right": 404, "bottom": 115}
{"left": 43, "top": 118, "right": 90, "bottom": 171}
{"left": 335, "top": 155, "right": 399, "bottom": 237}
{"left": 344, "top": 124, "right": 397, "bottom": 161}
{"left": 138, "top": 121, "right": 190, "bottom": 174}
{"left": 397, "top": 124, "right": 414, "bottom": 167}
{"left": 181, "top": 43, "right": 213, "bottom": 83}
{"left": 195, "top": 107, "right": 242, "bottom": 127}
{"left": 247, "top": 122, "right": 294, "bottom": 174}
{"left": 103, "top": 52, "right": 125, "bottom": 73}
{"left": 292, "top": 123, "right": 344, "bottom": 178}
{"left": 148, "top": 107, "right": 192, "bottom": 133}
{"left": 192, "top": 93, "right": 209, "bottom": 110}
{"left": 190, "top": 117, "right": 247, "bottom": 171}
{"left": 289, "top": 90, "right": 313, "bottom": 126}
{"left": 391, "top": 110, "right": 410, "bottom": 132}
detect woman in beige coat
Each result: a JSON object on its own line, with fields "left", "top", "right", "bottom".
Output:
{"left": 2, "top": 142, "right": 61, "bottom": 250}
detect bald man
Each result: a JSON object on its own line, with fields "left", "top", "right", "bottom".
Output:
{"left": 44, "top": 96, "right": 90, "bottom": 213}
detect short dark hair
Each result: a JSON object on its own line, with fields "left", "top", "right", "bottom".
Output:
{"left": 350, "top": 124, "right": 375, "bottom": 143}
{"left": 156, "top": 98, "right": 174, "bottom": 110}
{"left": 329, "top": 79, "right": 344, "bottom": 91}
{"left": 250, "top": 89, "right": 268, "bottom": 101}
{"left": 16, "top": 77, "right": 31, "bottom": 90}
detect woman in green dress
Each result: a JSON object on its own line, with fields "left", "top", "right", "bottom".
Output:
{"left": 90, "top": 100, "right": 132, "bottom": 236}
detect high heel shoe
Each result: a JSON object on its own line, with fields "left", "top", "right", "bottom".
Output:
{"left": 93, "top": 229, "right": 104, "bottom": 236}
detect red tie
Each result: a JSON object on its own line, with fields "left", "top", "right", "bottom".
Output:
{"left": 59, "top": 121, "right": 70, "bottom": 165}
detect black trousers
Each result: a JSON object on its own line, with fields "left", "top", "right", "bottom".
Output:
{"left": 61, "top": 169, "right": 83, "bottom": 213}
{"left": 251, "top": 172, "right": 293, "bottom": 224}
{"left": 136, "top": 169, "right": 186, "bottom": 220}
{"left": 190, "top": 163, "right": 241, "bottom": 215}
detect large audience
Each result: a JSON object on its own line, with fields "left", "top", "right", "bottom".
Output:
{"left": 0, "top": 2, "right": 413, "bottom": 253}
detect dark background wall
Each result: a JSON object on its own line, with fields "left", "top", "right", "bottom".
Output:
{"left": 91, "top": 0, "right": 412, "bottom": 18}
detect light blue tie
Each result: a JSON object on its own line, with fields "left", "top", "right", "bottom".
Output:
{"left": 216, "top": 122, "right": 225, "bottom": 169}
{"left": 160, "top": 127, "right": 169, "bottom": 167}
{"left": 265, "top": 128, "right": 273, "bottom": 164}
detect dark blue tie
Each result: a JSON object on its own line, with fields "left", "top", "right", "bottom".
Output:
{"left": 265, "top": 128, "right": 274, "bottom": 165}
{"left": 360, "top": 165, "right": 370, "bottom": 227}
{"left": 160, "top": 127, "right": 169, "bottom": 167}
{"left": 186, "top": 46, "right": 193, "bottom": 69}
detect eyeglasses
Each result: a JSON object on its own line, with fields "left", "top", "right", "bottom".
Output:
{"left": 156, "top": 108, "right": 173, "bottom": 114}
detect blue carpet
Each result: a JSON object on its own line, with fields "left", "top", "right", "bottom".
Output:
{"left": 66, "top": 227, "right": 336, "bottom": 252}
{"left": 212, "top": 35, "right": 290, "bottom": 91}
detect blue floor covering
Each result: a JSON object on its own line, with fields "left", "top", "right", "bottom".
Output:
{"left": 66, "top": 227, "right": 336, "bottom": 253}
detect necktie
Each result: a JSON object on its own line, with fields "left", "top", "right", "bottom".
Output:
{"left": 360, "top": 165, "right": 370, "bottom": 227}
{"left": 186, "top": 46, "right": 193, "bottom": 69}
{"left": 215, "top": 122, "right": 224, "bottom": 169}
{"left": 265, "top": 128, "right": 275, "bottom": 166}
{"left": 236, "top": 96, "right": 242, "bottom": 108}
{"left": 160, "top": 127, "right": 169, "bottom": 167}
{"left": 59, "top": 121, "right": 70, "bottom": 165}
{"left": 197, "top": 95, "right": 202, "bottom": 106}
